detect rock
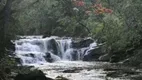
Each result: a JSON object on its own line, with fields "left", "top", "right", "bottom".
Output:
{"left": 71, "top": 50, "right": 79, "bottom": 61}
{"left": 121, "top": 51, "right": 142, "bottom": 66}
{"left": 99, "top": 54, "right": 111, "bottom": 61}
{"left": 43, "top": 35, "right": 48, "bottom": 38}
{"left": 106, "top": 72, "right": 118, "bottom": 77}
{"left": 66, "top": 49, "right": 79, "bottom": 61}
{"left": 44, "top": 52, "right": 61, "bottom": 62}
{"left": 125, "top": 48, "right": 135, "bottom": 55}
{"left": 72, "top": 38, "right": 94, "bottom": 48}
{"left": 55, "top": 76, "right": 69, "bottom": 80}
{"left": 24, "top": 53, "right": 35, "bottom": 58}
{"left": 15, "top": 57, "right": 22, "bottom": 64}
{"left": 83, "top": 47, "right": 104, "bottom": 61}
{"left": 61, "top": 49, "right": 81, "bottom": 61}
{"left": 106, "top": 68, "right": 140, "bottom": 78}
{"left": 104, "top": 68, "right": 120, "bottom": 71}
{"left": 131, "top": 76, "right": 142, "bottom": 80}
{"left": 63, "top": 69, "right": 76, "bottom": 73}
{"left": 14, "top": 70, "right": 54, "bottom": 80}
{"left": 44, "top": 52, "right": 54, "bottom": 63}
{"left": 6, "top": 39, "right": 15, "bottom": 52}
{"left": 29, "top": 53, "right": 35, "bottom": 58}
{"left": 46, "top": 39, "right": 60, "bottom": 55}
{"left": 62, "top": 68, "right": 81, "bottom": 73}
{"left": 121, "top": 58, "right": 130, "bottom": 64}
{"left": 110, "top": 55, "right": 120, "bottom": 63}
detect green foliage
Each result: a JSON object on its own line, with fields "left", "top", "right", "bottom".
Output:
{"left": 9, "top": 0, "right": 91, "bottom": 37}
{"left": 0, "top": 55, "right": 16, "bottom": 80}
{"left": 0, "top": 56, "right": 16, "bottom": 68}
{"left": 1, "top": 0, "right": 142, "bottom": 62}
{"left": 85, "top": 0, "right": 142, "bottom": 54}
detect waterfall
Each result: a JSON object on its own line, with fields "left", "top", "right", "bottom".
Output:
{"left": 14, "top": 36, "right": 97, "bottom": 65}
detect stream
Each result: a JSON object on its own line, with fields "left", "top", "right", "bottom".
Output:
{"left": 13, "top": 36, "right": 142, "bottom": 80}
{"left": 34, "top": 61, "right": 142, "bottom": 80}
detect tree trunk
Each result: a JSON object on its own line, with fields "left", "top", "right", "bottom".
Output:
{"left": 0, "top": 0, "right": 12, "bottom": 58}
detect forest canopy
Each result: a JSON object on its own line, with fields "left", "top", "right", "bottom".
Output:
{"left": 0, "top": 0, "right": 142, "bottom": 60}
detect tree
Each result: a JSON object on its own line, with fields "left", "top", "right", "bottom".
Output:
{"left": 0, "top": 0, "right": 12, "bottom": 58}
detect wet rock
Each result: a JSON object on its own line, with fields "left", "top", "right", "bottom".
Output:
{"left": 44, "top": 52, "right": 61, "bottom": 62}
{"left": 63, "top": 69, "right": 77, "bottom": 73}
{"left": 55, "top": 76, "right": 69, "bottom": 80}
{"left": 43, "top": 35, "right": 48, "bottom": 38}
{"left": 15, "top": 57, "right": 22, "bottom": 64}
{"left": 83, "top": 47, "right": 104, "bottom": 61}
{"left": 131, "top": 75, "right": 142, "bottom": 80}
{"left": 121, "top": 58, "right": 130, "bottom": 64}
{"left": 62, "top": 67, "right": 82, "bottom": 73}
{"left": 29, "top": 53, "right": 35, "bottom": 58}
{"left": 99, "top": 54, "right": 111, "bottom": 61}
{"left": 14, "top": 70, "right": 54, "bottom": 80}
{"left": 46, "top": 39, "right": 60, "bottom": 55}
{"left": 72, "top": 38, "right": 94, "bottom": 48}
{"left": 106, "top": 72, "right": 118, "bottom": 77}
{"left": 122, "top": 51, "right": 142, "bottom": 66}
{"left": 44, "top": 52, "right": 54, "bottom": 63}
{"left": 63, "top": 69, "right": 75, "bottom": 73}
{"left": 45, "top": 52, "right": 52, "bottom": 58}
{"left": 110, "top": 55, "right": 120, "bottom": 63}
{"left": 24, "top": 53, "right": 35, "bottom": 58}
{"left": 99, "top": 50, "right": 124, "bottom": 62}
{"left": 104, "top": 68, "right": 120, "bottom": 71}
{"left": 71, "top": 50, "right": 79, "bottom": 61}
{"left": 106, "top": 67, "right": 140, "bottom": 78}
{"left": 125, "top": 48, "right": 135, "bottom": 55}
{"left": 6, "top": 40, "right": 15, "bottom": 52}
{"left": 68, "top": 49, "right": 79, "bottom": 61}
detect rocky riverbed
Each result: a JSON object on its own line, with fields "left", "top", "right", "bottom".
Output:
{"left": 31, "top": 61, "right": 142, "bottom": 80}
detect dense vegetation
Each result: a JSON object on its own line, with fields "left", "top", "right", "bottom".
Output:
{"left": 1, "top": 0, "right": 142, "bottom": 79}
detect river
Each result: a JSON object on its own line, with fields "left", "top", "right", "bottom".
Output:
{"left": 13, "top": 36, "right": 142, "bottom": 80}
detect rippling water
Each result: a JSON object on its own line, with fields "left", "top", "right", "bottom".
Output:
{"left": 33, "top": 61, "right": 130, "bottom": 80}
{"left": 13, "top": 36, "right": 139, "bottom": 80}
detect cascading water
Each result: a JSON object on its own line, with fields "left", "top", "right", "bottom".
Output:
{"left": 13, "top": 36, "right": 97, "bottom": 65}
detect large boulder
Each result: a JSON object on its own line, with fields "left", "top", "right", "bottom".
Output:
{"left": 83, "top": 47, "right": 104, "bottom": 61}
{"left": 99, "top": 54, "right": 111, "bottom": 61}
{"left": 44, "top": 52, "right": 61, "bottom": 62}
{"left": 72, "top": 38, "right": 94, "bottom": 48}
{"left": 46, "top": 39, "right": 60, "bottom": 55}
{"left": 14, "top": 70, "right": 54, "bottom": 80}
{"left": 99, "top": 50, "right": 124, "bottom": 62}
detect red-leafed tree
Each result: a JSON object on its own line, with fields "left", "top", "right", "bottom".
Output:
{"left": 71, "top": 0, "right": 113, "bottom": 15}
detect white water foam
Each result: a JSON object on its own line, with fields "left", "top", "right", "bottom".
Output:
{"left": 14, "top": 36, "right": 97, "bottom": 65}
